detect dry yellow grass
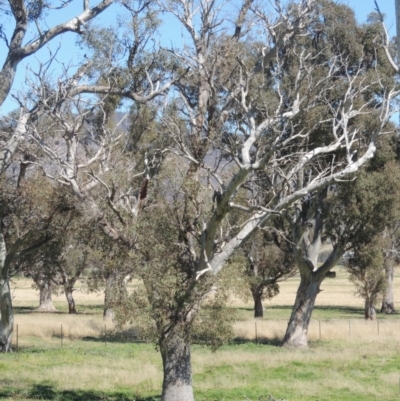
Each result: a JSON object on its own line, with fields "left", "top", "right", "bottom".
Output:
{"left": 13, "top": 313, "right": 112, "bottom": 340}
{"left": 233, "top": 317, "right": 400, "bottom": 342}
{"left": 228, "top": 265, "right": 400, "bottom": 310}
{"left": 12, "top": 266, "right": 400, "bottom": 311}
{"left": 11, "top": 277, "right": 104, "bottom": 309}
{"left": 9, "top": 266, "right": 400, "bottom": 345}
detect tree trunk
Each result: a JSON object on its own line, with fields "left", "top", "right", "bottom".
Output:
{"left": 65, "top": 287, "right": 77, "bottom": 314}
{"left": 103, "top": 273, "right": 116, "bottom": 319}
{"left": 282, "top": 275, "right": 321, "bottom": 348}
{"left": 396, "top": 0, "right": 400, "bottom": 63}
{"left": 103, "top": 272, "right": 129, "bottom": 319}
{"left": 160, "top": 329, "right": 195, "bottom": 401}
{"left": 365, "top": 298, "right": 376, "bottom": 320}
{"left": 36, "top": 279, "right": 57, "bottom": 312}
{"left": 381, "top": 259, "right": 395, "bottom": 314}
{"left": 252, "top": 289, "right": 264, "bottom": 318}
{"left": 0, "top": 233, "right": 13, "bottom": 352}
{"left": 0, "top": 277, "right": 14, "bottom": 352}
{"left": 0, "top": 61, "right": 16, "bottom": 107}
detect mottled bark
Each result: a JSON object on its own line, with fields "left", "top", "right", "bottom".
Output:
{"left": 381, "top": 259, "right": 395, "bottom": 314}
{"left": 36, "top": 278, "right": 57, "bottom": 312}
{"left": 365, "top": 300, "right": 376, "bottom": 320}
{"left": 65, "top": 288, "right": 77, "bottom": 314}
{"left": 0, "top": 113, "right": 30, "bottom": 176}
{"left": 0, "top": 61, "right": 17, "bottom": 108}
{"left": 0, "top": 278, "right": 14, "bottom": 352}
{"left": 160, "top": 329, "right": 194, "bottom": 401}
{"left": 103, "top": 272, "right": 130, "bottom": 319}
{"left": 103, "top": 273, "right": 116, "bottom": 319}
{"left": 282, "top": 275, "right": 321, "bottom": 348}
{"left": 251, "top": 288, "right": 264, "bottom": 318}
{"left": 0, "top": 233, "right": 13, "bottom": 352}
{"left": 396, "top": 0, "right": 400, "bottom": 64}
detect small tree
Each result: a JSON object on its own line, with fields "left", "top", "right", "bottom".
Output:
{"left": 238, "top": 231, "right": 296, "bottom": 318}
{"left": 347, "top": 240, "right": 387, "bottom": 320}
{"left": 0, "top": 172, "right": 72, "bottom": 350}
{"left": 380, "top": 225, "right": 400, "bottom": 314}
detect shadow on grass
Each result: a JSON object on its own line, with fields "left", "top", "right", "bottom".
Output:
{"left": 0, "top": 384, "right": 160, "bottom": 401}
{"left": 81, "top": 327, "right": 143, "bottom": 344}
{"left": 313, "top": 305, "right": 365, "bottom": 316}
{"left": 76, "top": 304, "right": 104, "bottom": 315}
{"left": 231, "top": 337, "right": 282, "bottom": 347}
{"left": 13, "top": 306, "right": 39, "bottom": 314}
{"left": 266, "top": 304, "right": 366, "bottom": 317}
{"left": 81, "top": 335, "right": 146, "bottom": 344}
{"left": 13, "top": 306, "right": 66, "bottom": 315}
{"left": 236, "top": 304, "right": 400, "bottom": 319}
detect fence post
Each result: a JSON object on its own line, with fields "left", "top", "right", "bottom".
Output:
{"left": 377, "top": 319, "right": 380, "bottom": 335}
{"left": 255, "top": 322, "right": 258, "bottom": 344}
{"left": 61, "top": 324, "right": 63, "bottom": 347}
{"left": 319, "top": 320, "right": 321, "bottom": 340}
{"left": 16, "top": 324, "right": 18, "bottom": 352}
{"left": 104, "top": 324, "right": 106, "bottom": 346}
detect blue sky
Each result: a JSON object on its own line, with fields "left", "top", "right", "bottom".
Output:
{"left": 0, "top": 0, "right": 396, "bottom": 115}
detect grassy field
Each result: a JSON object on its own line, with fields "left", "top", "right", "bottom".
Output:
{"left": 2, "top": 267, "right": 400, "bottom": 401}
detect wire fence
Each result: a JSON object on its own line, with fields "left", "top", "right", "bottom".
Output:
{"left": 234, "top": 318, "right": 400, "bottom": 344}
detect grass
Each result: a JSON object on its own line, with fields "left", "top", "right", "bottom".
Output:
{"left": 2, "top": 340, "right": 400, "bottom": 400}
{"left": 2, "top": 270, "right": 400, "bottom": 401}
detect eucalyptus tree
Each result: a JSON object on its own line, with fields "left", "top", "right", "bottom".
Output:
{"left": 17, "top": 183, "right": 102, "bottom": 314}
{"left": 0, "top": 0, "right": 116, "bottom": 350}
{"left": 367, "top": 0, "right": 400, "bottom": 313}
{"left": 277, "top": 143, "right": 400, "bottom": 346}
{"left": 349, "top": 137, "right": 400, "bottom": 317}
{"left": 21, "top": 0, "right": 398, "bottom": 398}
{"left": 0, "top": 172, "right": 74, "bottom": 350}
{"left": 233, "top": 230, "right": 296, "bottom": 318}
{"left": 243, "top": 1, "right": 400, "bottom": 348}
{"left": 347, "top": 238, "right": 386, "bottom": 320}
{"left": 380, "top": 225, "right": 400, "bottom": 313}
{"left": 0, "top": 41, "right": 133, "bottom": 349}
{"left": 0, "top": 0, "right": 115, "bottom": 174}
{"left": 0, "top": 0, "right": 114, "bottom": 106}
{"left": 80, "top": 0, "right": 396, "bottom": 398}
{"left": 30, "top": 270, "right": 59, "bottom": 312}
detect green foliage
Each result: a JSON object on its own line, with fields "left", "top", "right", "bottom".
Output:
{"left": 1, "top": 174, "right": 78, "bottom": 276}
{"left": 347, "top": 239, "right": 387, "bottom": 313}
{"left": 325, "top": 139, "right": 400, "bottom": 317}
{"left": 325, "top": 158, "right": 400, "bottom": 248}
{"left": 111, "top": 175, "right": 235, "bottom": 349}
{"left": 191, "top": 292, "right": 236, "bottom": 352}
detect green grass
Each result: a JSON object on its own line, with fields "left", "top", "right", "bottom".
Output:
{"left": 4, "top": 275, "right": 400, "bottom": 401}
{"left": 2, "top": 339, "right": 400, "bottom": 400}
